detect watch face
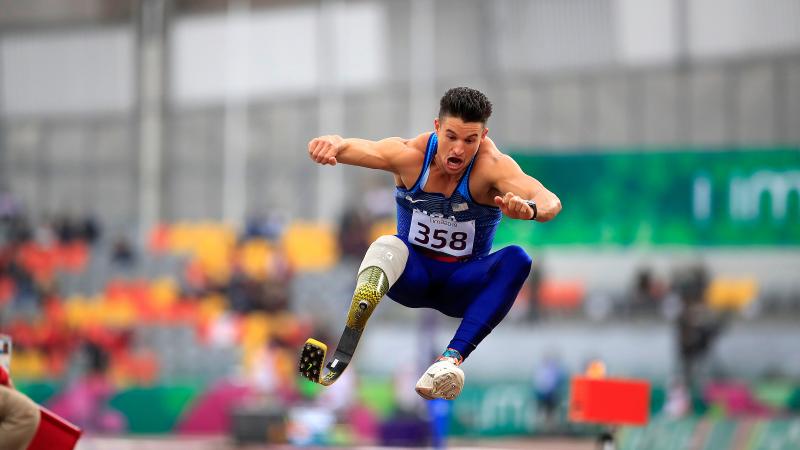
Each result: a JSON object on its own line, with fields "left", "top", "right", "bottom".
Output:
{"left": 525, "top": 200, "right": 537, "bottom": 219}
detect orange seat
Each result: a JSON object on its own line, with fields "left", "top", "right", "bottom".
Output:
{"left": 61, "top": 242, "right": 88, "bottom": 272}
{"left": 706, "top": 277, "right": 758, "bottom": 311}
{"left": 368, "top": 219, "right": 397, "bottom": 243}
{"left": 148, "top": 223, "right": 171, "bottom": 253}
{"left": 538, "top": 279, "right": 585, "bottom": 310}
{"left": 239, "top": 239, "right": 273, "bottom": 280}
{"left": 281, "top": 222, "right": 338, "bottom": 271}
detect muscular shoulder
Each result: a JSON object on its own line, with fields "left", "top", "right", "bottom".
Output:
{"left": 473, "top": 137, "right": 516, "bottom": 176}
{"left": 470, "top": 137, "right": 520, "bottom": 201}
{"left": 405, "top": 132, "right": 432, "bottom": 155}
{"left": 392, "top": 132, "right": 430, "bottom": 187}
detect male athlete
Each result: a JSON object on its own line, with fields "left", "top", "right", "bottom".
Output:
{"left": 305, "top": 87, "right": 561, "bottom": 400}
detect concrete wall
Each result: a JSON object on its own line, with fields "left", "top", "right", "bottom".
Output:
{"left": 1, "top": 0, "right": 799, "bottom": 229}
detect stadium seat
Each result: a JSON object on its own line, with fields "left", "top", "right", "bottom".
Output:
{"left": 538, "top": 279, "right": 585, "bottom": 311}
{"left": 281, "top": 222, "right": 339, "bottom": 271}
{"left": 706, "top": 277, "right": 759, "bottom": 311}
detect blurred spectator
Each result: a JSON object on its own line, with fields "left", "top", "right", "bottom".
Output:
{"left": 111, "top": 236, "right": 136, "bottom": 268}
{"left": 53, "top": 214, "right": 78, "bottom": 243}
{"left": 245, "top": 212, "right": 287, "bottom": 241}
{"left": 672, "top": 263, "right": 727, "bottom": 392}
{"left": 337, "top": 207, "right": 370, "bottom": 261}
{"left": 532, "top": 354, "right": 566, "bottom": 432}
{"left": 526, "top": 259, "right": 544, "bottom": 322}
{"left": 78, "top": 216, "right": 101, "bottom": 245}
{"left": 629, "top": 265, "right": 668, "bottom": 317}
{"left": 0, "top": 190, "right": 22, "bottom": 225}
{"left": 662, "top": 376, "right": 691, "bottom": 418}
{"left": 49, "top": 340, "right": 126, "bottom": 433}
{"left": 5, "top": 216, "right": 32, "bottom": 244}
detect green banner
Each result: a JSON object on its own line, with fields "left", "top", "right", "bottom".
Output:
{"left": 449, "top": 382, "right": 536, "bottom": 436}
{"left": 494, "top": 149, "right": 800, "bottom": 247}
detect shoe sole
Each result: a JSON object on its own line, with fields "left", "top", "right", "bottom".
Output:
{"left": 415, "top": 369, "right": 464, "bottom": 400}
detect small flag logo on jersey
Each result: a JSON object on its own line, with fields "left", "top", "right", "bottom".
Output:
{"left": 452, "top": 202, "right": 469, "bottom": 212}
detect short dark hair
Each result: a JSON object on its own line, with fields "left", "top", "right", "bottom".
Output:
{"left": 438, "top": 87, "right": 493, "bottom": 124}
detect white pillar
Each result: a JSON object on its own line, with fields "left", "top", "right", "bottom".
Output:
{"left": 316, "top": 0, "right": 345, "bottom": 224}
{"left": 409, "top": 0, "right": 436, "bottom": 137}
{"left": 222, "top": 0, "right": 251, "bottom": 229}
{"left": 137, "top": 0, "right": 167, "bottom": 240}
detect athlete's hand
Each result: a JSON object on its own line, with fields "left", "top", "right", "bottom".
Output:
{"left": 494, "top": 192, "right": 535, "bottom": 220}
{"left": 308, "top": 135, "right": 343, "bottom": 166}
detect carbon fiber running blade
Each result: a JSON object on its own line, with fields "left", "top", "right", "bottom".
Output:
{"left": 299, "top": 339, "right": 327, "bottom": 384}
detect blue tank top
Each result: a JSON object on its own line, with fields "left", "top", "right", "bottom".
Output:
{"left": 395, "top": 133, "right": 502, "bottom": 259}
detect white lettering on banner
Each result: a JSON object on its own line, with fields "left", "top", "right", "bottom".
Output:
{"left": 729, "top": 170, "right": 800, "bottom": 221}
{"left": 692, "top": 170, "right": 800, "bottom": 223}
{"left": 409, "top": 209, "right": 475, "bottom": 257}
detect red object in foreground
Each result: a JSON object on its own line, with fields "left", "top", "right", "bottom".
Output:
{"left": 569, "top": 376, "right": 651, "bottom": 426}
{"left": 0, "top": 365, "right": 9, "bottom": 387}
{"left": 27, "top": 407, "right": 82, "bottom": 450}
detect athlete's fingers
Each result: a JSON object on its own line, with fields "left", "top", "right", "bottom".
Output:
{"left": 493, "top": 195, "right": 505, "bottom": 207}
{"left": 314, "top": 143, "right": 331, "bottom": 163}
{"left": 503, "top": 192, "right": 516, "bottom": 207}
{"left": 307, "top": 140, "right": 317, "bottom": 158}
{"left": 505, "top": 193, "right": 530, "bottom": 218}
{"left": 315, "top": 141, "right": 329, "bottom": 157}
{"left": 321, "top": 146, "right": 337, "bottom": 164}
{"left": 316, "top": 139, "right": 340, "bottom": 165}
{"left": 309, "top": 140, "right": 324, "bottom": 161}
{"left": 515, "top": 197, "right": 526, "bottom": 214}
{"left": 494, "top": 196, "right": 512, "bottom": 215}
{"left": 511, "top": 199, "right": 522, "bottom": 215}
{"left": 511, "top": 197, "right": 522, "bottom": 215}
{"left": 315, "top": 140, "right": 327, "bottom": 154}
{"left": 313, "top": 139, "right": 328, "bottom": 157}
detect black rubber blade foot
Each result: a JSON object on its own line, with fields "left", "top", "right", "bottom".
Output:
{"left": 298, "top": 339, "right": 327, "bottom": 384}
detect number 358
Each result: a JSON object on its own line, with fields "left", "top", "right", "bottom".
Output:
{"left": 412, "top": 222, "right": 468, "bottom": 251}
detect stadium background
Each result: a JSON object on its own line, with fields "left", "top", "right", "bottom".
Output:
{"left": 0, "top": 0, "right": 799, "bottom": 448}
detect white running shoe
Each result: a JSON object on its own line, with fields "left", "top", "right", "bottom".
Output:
{"left": 414, "top": 357, "right": 465, "bottom": 400}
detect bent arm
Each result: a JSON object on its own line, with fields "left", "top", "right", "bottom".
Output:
{"left": 492, "top": 155, "right": 562, "bottom": 222}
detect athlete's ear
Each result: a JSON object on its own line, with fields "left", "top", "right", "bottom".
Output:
{"left": 481, "top": 127, "right": 489, "bottom": 139}
{"left": 434, "top": 117, "right": 440, "bottom": 132}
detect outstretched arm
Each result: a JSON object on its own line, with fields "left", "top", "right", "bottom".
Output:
{"left": 307, "top": 134, "right": 428, "bottom": 175}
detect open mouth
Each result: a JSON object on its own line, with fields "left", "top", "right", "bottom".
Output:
{"left": 446, "top": 156, "right": 463, "bottom": 170}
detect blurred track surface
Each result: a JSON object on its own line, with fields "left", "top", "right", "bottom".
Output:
{"left": 76, "top": 436, "right": 594, "bottom": 450}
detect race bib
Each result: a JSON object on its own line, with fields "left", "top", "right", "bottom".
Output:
{"left": 409, "top": 210, "right": 475, "bottom": 257}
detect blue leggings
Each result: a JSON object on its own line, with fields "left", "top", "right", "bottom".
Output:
{"left": 387, "top": 241, "right": 532, "bottom": 360}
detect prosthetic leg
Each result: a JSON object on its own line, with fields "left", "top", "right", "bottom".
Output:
{"left": 300, "top": 236, "right": 408, "bottom": 386}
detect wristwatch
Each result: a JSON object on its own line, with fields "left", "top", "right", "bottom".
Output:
{"left": 524, "top": 200, "right": 538, "bottom": 220}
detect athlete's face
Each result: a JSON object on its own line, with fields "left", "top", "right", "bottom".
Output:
{"left": 434, "top": 116, "right": 488, "bottom": 176}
